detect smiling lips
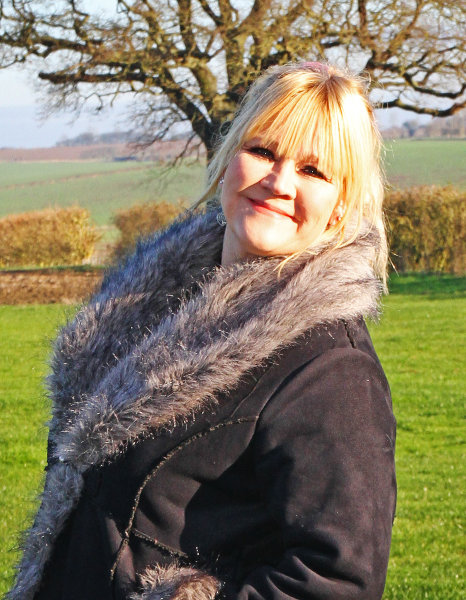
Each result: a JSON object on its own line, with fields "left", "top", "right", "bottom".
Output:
{"left": 248, "top": 198, "right": 296, "bottom": 220}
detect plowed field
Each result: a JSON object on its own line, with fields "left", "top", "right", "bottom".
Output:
{"left": 0, "top": 268, "right": 103, "bottom": 304}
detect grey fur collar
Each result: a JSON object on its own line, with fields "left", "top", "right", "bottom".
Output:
{"left": 8, "top": 209, "right": 382, "bottom": 600}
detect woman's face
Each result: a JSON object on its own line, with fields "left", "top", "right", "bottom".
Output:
{"left": 220, "top": 135, "right": 341, "bottom": 265}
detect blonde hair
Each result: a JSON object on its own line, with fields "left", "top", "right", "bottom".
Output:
{"left": 197, "top": 62, "right": 387, "bottom": 280}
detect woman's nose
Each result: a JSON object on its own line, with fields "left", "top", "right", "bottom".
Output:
{"left": 260, "top": 159, "right": 296, "bottom": 198}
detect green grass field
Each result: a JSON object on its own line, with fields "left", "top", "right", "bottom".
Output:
{"left": 383, "top": 139, "right": 466, "bottom": 189}
{"left": 369, "top": 274, "right": 465, "bottom": 598}
{"left": 0, "top": 274, "right": 464, "bottom": 598}
{"left": 0, "top": 161, "right": 206, "bottom": 225}
{"left": 0, "top": 140, "right": 464, "bottom": 228}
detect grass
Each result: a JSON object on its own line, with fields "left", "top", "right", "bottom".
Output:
{"left": 0, "top": 161, "right": 206, "bottom": 226}
{"left": 387, "top": 272, "right": 466, "bottom": 297}
{"left": 0, "top": 161, "right": 146, "bottom": 187}
{"left": 369, "top": 274, "right": 465, "bottom": 599}
{"left": 0, "top": 304, "right": 76, "bottom": 592}
{"left": 383, "top": 139, "right": 466, "bottom": 189}
{"left": 0, "top": 274, "right": 465, "bottom": 598}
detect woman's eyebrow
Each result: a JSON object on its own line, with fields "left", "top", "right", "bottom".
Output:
{"left": 298, "top": 153, "right": 319, "bottom": 165}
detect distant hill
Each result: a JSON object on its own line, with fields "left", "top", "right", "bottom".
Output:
{"left": 56, "top": 130, "right": 138, "bottom": 146}
{"left": 382, "top": 111, "right": 466, "bottom": 139}
{"left": 0, "top": 139, "right": 204, "bottom": 162}
{"left": 55, "top": 129, "right": 195, "bottom": 148}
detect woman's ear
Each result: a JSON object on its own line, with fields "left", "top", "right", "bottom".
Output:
{"left": 328, "top": 201, "right": 345, "bottom": 228}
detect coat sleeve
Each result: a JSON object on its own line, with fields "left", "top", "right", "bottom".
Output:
{"left": 225, "top": 346, "right": 397, "bottom": 600}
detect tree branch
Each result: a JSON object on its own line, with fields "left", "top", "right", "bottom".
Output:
{"left": 197, "top": 0, "right": 222, "bottom": 26}
{"left": 381, "top": 98, "right": 465, "bottom": 117}
{"left": 0, "top": 0, "right": 463, "bottom": 153}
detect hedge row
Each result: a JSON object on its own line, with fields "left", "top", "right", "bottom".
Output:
{"left": 385, "top": 186, "right": 465, "bottom": 274}
{"left": 112, "top": 199, "right": 186, "bottom": 259}
{"left": 0, "top": 187, "right": 464, "bottom": 273}
{"left": 114, "top": 187, "right": 464, "bottom": 274}
{"left": 0, "top": 207, "right": 99, "bottom": 268}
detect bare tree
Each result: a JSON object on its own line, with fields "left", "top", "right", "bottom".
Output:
{"left": 0, "top": 0, "right": 464, "bottom": 154}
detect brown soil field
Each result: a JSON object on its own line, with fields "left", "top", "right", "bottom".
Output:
{"left": 0, "top": 268, "right": 104, "bottom": 304}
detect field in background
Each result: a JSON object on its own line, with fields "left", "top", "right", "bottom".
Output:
{"left": 0, "top": 274, "right": 465, "bottom": 598}
{"left": 0, "top": 140, "right": 464, "bottom": 230}
{"left": 383, "top": 139, "right": 466, "bottom": 189}
{"left": 0, "top": 161, "right": 206, "bottom": 226}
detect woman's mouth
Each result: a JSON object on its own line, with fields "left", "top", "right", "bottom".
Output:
{"left": 247, "top": 198, "right": 295, "bottom": 220}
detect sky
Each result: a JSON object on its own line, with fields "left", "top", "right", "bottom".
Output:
{"left": 0, "top": 63, "right": 130, "bottom": 148}
{"left": 0, "top": 0, "right": 128, "bottom": 148}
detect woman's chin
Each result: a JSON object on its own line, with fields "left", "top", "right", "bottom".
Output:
{"left": 237, "top": 236, "right": 294, "bottom": 258}
{"left": 235, "top": 219, "right": 297, "bottom": 257}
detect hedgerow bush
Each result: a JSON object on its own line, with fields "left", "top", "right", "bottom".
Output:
{"left": 112, "top": 200, "right": 187, "bottom": 259}
{"left": 0, "top": 207, "right": 99, "bottom": 268}
{"left": 385, "top": 186, "right": 465, "bottom": 274}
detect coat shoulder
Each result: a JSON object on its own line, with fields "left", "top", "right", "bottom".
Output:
{"left": 255, "top": 317, "right": 388, "bottom": 400}
{"left": 254, "top": 317, "right": 394, "bottom": 447}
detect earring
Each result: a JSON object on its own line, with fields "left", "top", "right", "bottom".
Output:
{"left": 216, "top": 210, "right": 227, "bottom": 227}
{"left": 328, "top": 203, "right": 344, "bottom": 227}
{"left": 219, "top": 176, "right": 224, "bottom": 185}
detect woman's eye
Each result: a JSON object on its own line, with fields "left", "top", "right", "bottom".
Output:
{"left": 301, "top": 164, "right": 328, "bottom": 180}
{"left": 247, "top": 146, "right": 275, "bottom": 160}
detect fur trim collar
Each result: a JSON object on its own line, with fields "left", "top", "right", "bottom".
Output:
{"left": 130, "top": 564, "right": 220, "bottom": 600}
{"left": 8, "top": 209, "right": 382, "bottom": 599}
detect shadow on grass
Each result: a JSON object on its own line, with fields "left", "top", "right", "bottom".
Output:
{"left": 388, "top": 272, "right": 466, "bottom": 297}
{"left": 0, "top": 264, "right": 106, "bottom": 273}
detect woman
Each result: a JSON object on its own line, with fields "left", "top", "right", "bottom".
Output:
{"left": 9, "top": 62, "right": 396, "bottom": 600}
